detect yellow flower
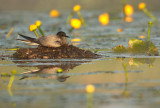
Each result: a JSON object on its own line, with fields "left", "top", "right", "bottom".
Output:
{"left": 73, "top": 5, "right": 81, "bottom": 12}
{"left": 50, "top": 9, "right": 60, "bottom": 17}
{"left": 98, "top": 13, "right": 109, "bottom": 26}
{"left": 70, "top": 18, "right": 81, "bottom": 29}
{"left": 35, "top": 20, "right": 42, "bottom": 27}
{"left": 86, "top": 84, "right": 95, "bottom": 93}
{"left": 139, "top": 2, "right": 146, "bottom": 10}
{"left": 124, "top": 4, "right": 134, "bottom": 16}
{"left": 29, "top": 24, "right": 37, "bottom": 31}
{"left": 57, "top": 68, "right": 63, "bottom": 73}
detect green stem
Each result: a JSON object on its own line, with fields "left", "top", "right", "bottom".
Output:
{"left": 147, "top": 21, "right": 152, "bottom": 42}
{"left": 34, "top": 30, "right": 39, "bottom": 37}
{"left": 77, "top": 11, "right": 86, "bottom": 28}
{"left": 142, "top": 8, "right": 157, "bottom": 22}
{"left": 66, "top": 11, "right": 74, "bottom": 25}
{"left": 69, "top": 27, "right": 74, "bottom": 33}
{"left": 38, "top": 27, "right": 45, "bottom": 36}
{"left": 122, "top": 63, "right": 128, "bottom": 83}
{"left": 87, "top": 93, "right": 93, "bottom": 108}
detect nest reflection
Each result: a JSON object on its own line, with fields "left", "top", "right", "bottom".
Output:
{"left": 13, "top": 60, "right": 90, "bottom": 82}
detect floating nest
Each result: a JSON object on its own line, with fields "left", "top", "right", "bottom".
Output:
{"left": 12, "top": 44, "right": 101, "bottom": 59}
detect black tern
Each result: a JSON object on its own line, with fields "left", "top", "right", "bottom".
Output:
{"left": 18, "top": 31, "right": 70, "bottom": 47}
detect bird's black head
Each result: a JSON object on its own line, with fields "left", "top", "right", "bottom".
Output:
{"left": 57, "top": 31, "right": 70, "bottom": 38}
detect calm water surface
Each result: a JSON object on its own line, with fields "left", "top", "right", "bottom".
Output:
{"left": 0, "top": 11, "right": 160, "bottom": 108}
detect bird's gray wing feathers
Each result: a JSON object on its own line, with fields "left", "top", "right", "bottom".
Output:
{"left": 18, "top": 34, "right": 39, "bottom": 44}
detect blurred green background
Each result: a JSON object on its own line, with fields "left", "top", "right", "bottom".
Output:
{"left": 0, "top": 0, "right": 160, "bottom": 12}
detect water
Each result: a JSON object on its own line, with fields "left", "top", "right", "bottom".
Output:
{"left": 0, "top": 11, "right": 160, "bottom": 108}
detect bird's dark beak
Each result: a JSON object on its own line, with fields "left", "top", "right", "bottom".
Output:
{"left": 65, "top": 35, "right": 70, "bottom": 38}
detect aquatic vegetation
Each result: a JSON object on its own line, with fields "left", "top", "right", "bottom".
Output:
{"left": 113, "top": 21, "right": 159, "bottom": 55}
{"left": 35, "top": 20, "right": 45, "bottom": 36}
{"left": 8, "top": 70, "right": 16, "bottom": 88}
{"left": 98, "top": 13, "right": 109, "bottom": 26}
{"left": 67, "top": 4, "right": 86, "bottom": 28}
{"left": 138, "top": 2, "right": 157, "bottom": 22}
{"left": 86, "top": 84, "right": 95, "bottom": 108}
{"left": 6, "top": 27, "right": 14, "bottom": 38}
{"left": 129, "top": 58, "right": 155, "bottom": 67}
{"left": 113, "top": 44, "right": 127, "bottom": 53}
{"left": 114, "top": 38, "right": 159, "bottom": 55}
{"left": 49, "top": 9, "right": 60, "bottom": 17}
{"left": 29, "top": 24, "right": 39, "bottom": 37}
{"left": 122, "top": 63, "right": 130, "bottom": 97}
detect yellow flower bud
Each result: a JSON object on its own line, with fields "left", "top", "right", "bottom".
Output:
{"left": 57, "top": 68, "right": 63, "bottom": 73}
{"left": 139, "top": 2, "right": 146, "bottom": 10}
{"left": 124, "top": 4, "right": 134, "bottom": 16}
{"left": 50, "top": 10, "right": 60, "bottom": 17}
{"left": 86, "top": 84, "right": 95, "bottom": 93}
{"left": 98, "top": 13, "right": 109, "bottom": 26}
{"left": 11, "top": 70, "right": 17, "bottom": 74}
{"left": 73, "top": 5, "right": 81, "bottom": 12}
{"left": 35, "top": 20, "right": 42, "bottom": 27}
{"left": 70, "top": 18, "right": 81, "bottom": 29}
{"left": 29, "top": 24, "right": 37, "bottom": 31}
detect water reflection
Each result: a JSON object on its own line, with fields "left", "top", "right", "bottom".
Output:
{"left": 13, "top": 60, "right": 90, "bottom": 82}
{"left": 116, "top": 57, "right": 155, "bottom": 67}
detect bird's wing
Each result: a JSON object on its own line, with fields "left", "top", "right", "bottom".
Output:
{"left": 16, "top": 39, "right": 39, "bottom": 45}
{"left": 18, "top": 34, "right": 39, "bottom": 44}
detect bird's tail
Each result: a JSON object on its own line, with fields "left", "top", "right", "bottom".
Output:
{"left": 18, "top": 34, "right": 39, "bottom": 44}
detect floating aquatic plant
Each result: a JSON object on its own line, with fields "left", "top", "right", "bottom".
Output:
{"left": 98, "top": 13, "right": 109, "bottom": 26}
{"left": 29, "top": 24, "right": 39, "bottom": 37}
{"left": 113, "top": 21, "right": 159, "bottom": 55}
{"left": 35, "top": 20, "right": 45, "bottom": 36}
{"left": 138, "top": 2, "right": 157, "bottom": 22}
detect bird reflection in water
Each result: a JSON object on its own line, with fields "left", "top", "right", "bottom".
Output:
{"left": 14, "top": 61, "right": 88, "bottom": 82}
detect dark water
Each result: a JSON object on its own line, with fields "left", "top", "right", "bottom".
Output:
{"left": 0, "top": 11, "right": 160, "bottom": 108}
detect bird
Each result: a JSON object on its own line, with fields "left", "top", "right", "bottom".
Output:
{"left": 17, "top": 31, "right": 70, "bottom": 47}
{"left": 19, "top": 66, "right": 70, "bottom": 82}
